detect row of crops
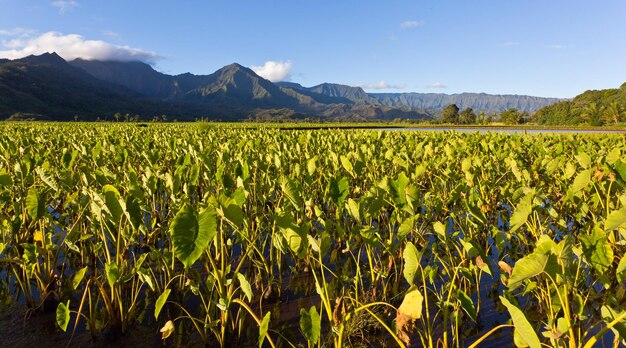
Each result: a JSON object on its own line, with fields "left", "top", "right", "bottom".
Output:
{"left": 0, "top": 123, "right": 625, "bottom": 347}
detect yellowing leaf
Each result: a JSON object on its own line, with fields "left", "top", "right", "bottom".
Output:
{"left": 160, "top": 320, "right": 175, "bottom": 339}
{"left": 33, "top": 231, "right": 44, "bottom": 244}
{"left": 398, "top": 287, "right": 423, "bottom": 320}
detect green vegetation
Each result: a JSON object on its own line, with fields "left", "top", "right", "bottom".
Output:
{"left": 439, "top": 104, "right": 530, "bottom": 125}
{"left": 499, "top": 108, "right": 526, "bottom": 125}
{"left": 1, "top": 123, "right": 626, "bottom": 347}
{"left": 441, "top": 104, "right": 460, "bottom": 123}
{"left": 534, "top": 83, "right": 626, "bottom": 125}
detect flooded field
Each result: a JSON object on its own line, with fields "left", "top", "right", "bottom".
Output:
{"left": 0, "top": 123, "right": 625, "bottom": 347}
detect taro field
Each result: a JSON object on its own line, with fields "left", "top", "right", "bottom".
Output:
{"left": 0, "top": 123, "right": 625, "bottom": 347}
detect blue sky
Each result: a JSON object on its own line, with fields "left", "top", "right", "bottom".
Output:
{"left": 1, "top": 0, "right": 625, "bottom": 98}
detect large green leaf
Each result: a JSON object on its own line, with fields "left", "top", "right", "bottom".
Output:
{"left": 617, "top": 256, "right": 626, "bottom": 283}
{"left": 25, "top": 187, "right": 45, "bottom": 220}
{"left": 125, "top": 195, "right": 143, "bottom": 231}
{"left": 281, "top": 176, "right": 302, "bottom": 210}
{"left": 601, "top": 306, "right": 626, "bottom": 342}
{"left": 403, "top": 241, "right": 421, "bottom": 285}
{"left": 340, "top": 155, "right": 354, "bottom": 175}
{"left": 276, "top": 213, "right": 305, "bottom": 255}
{"left": 510, "top": 193, "right": 533, "bottom": 233}
{"left": 155, "top": 288, "right": 171, "bottom": 320}
{"left": 571, "top": 169, "right": 592, "bottom": 193}
{"left": 103, "top": 184, "right": 124, "bottom": 223}
{"left": 0, "top": 173, "right": 12, "bottom": 186}
{"left": 237, "top": 273, "right": 253, "bottom": 302}
{"left": 500, "top": 296, "right": 541, "bottom": 348}
{"left": 105, "top": 262, "right": 120, "bottom": 288}
{"left": 398, "top": 216, "right": 416, "bottom": 239}
{"left": 300, "top": 306, "right": 321, "bottom": 342}
{"left": 72, "top": 266, "right": 88, "bottom": 290}
{"left": 307, "top": 156, "right": 317, "bottom": 176}
{"left": 198, "top": 205, "right": 218, "bottom": 245}
{"left": 580, "top": 228, "right": 614, "bottom": 275}
{"left": 605, "top": 206, "right": 626, "bottom": 231}
{"left": 283, "top": 228, "right": 303, "bottom": 255}
{"left": 328, "top": 176, "right": 349, "bottom": 206}
{"left": 508, "top": 253, "right": 548, "bottom": 291}
{"left": 169, "top": 204, "right": 216, "bottom": 268}
{"left": 258, "top": 312, "right": 271, "bottom": 348}
{"left": 606, "top": 148, "right": 621, "bottom": 165}
{"left": 457, "top": 289, "right": 477, "bottom": 322}
{"left": 346, "top": 198, "right": 360, "bottom": 221}
{"left": 56, "top": 300, "right": 70, "bottom": 332}
{"left": 433, "top": 221, "right": 446, "bottom": 239}
{"left": 614, "top": 160, "right": 626, "bottom": 183}
{"left": 218, "top": 196, "right": 244, "bottom": 229}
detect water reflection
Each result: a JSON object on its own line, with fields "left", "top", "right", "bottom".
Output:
{"left": 382, "top": 127, "right": 626, "bottom": 134}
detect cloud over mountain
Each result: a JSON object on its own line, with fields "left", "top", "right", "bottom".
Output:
{"left": 251, "top": 60, "right": 292, "bottom": 82}
{"left": 360, "top": 80, "right": 406, "bottom": 90}
{"left": 426, "top": 82, "right": 447, "bottom": 89}
{"left": 0, "top": 31, "right": 158, "bottom": 62}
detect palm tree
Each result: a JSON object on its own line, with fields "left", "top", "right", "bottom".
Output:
{"left": 582, "top": 102, "right": 603, "bottom": 125}
{"left": 605, "top": 102, "right": 623, "bottom": 124}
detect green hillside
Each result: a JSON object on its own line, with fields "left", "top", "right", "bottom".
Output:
{"left": 534, "top": 83, "right": 626, "bottom": 125}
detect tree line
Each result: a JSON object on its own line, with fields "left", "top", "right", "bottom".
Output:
{"left": 439, "top": 104, "right": 530, "bottom": 125}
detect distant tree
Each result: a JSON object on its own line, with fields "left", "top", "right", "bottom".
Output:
{"left": 478, "top": 111, "right": 487, "bottom": 124}
{"left": 533, "top": 101, "right": 577, "bottom": 125}
{"left": 441, "top": 104, "right": 460, "bottom": 124}
{"left": 500, "top": 108, "right": 522, "bottom": 124}
{"left": 458, "top": 108, "right": 477, "bottom": 124}
{"left": 582, "top": 102, "right": 604, "bottom": 126}
{"left": 113, "top": 112, "right": 121, "bottom": 122}
{"left": 520, "top": 111, "right": 530, "bottom": 124}
{"left": 604, "top": 101, "right": 623, "bottom": 124}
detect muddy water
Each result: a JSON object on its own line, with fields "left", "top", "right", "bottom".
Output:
{"left": 0, "top": 306, "right": 167, "bottom": 348}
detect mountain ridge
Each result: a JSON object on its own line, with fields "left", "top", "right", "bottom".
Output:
{"left": 72, "top": 58, "right": 561, "bottom": 113}
{"left": 0, "top": 53, "right": 563, "bottom": 120}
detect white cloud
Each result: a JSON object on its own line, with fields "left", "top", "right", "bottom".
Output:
{"left": 2, "top": 38, "right": 26, "bottom": 49}
{"left": 400, "top": 20, "right": 423, "bottom": 29}
{"left": 426, "top": 82, "right": 447, "bottom": 89}
{"left": 52, "top": 0, "right": 78, "bottom": 14}
{"left": 503, "top": 41, "right": 519, "bottom": 47}
{"left": 251, "top": 60, "right": 292, "bottom": 82}
{"left": 360, "top": 80, "right": 407, "bottom": 90}
{"left": 0, "top": 31, "right": 159, "bottom": 62}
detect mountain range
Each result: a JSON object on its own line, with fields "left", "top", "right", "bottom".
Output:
{"left": 0, "top": 53, "right": 562, "bottom": 121}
